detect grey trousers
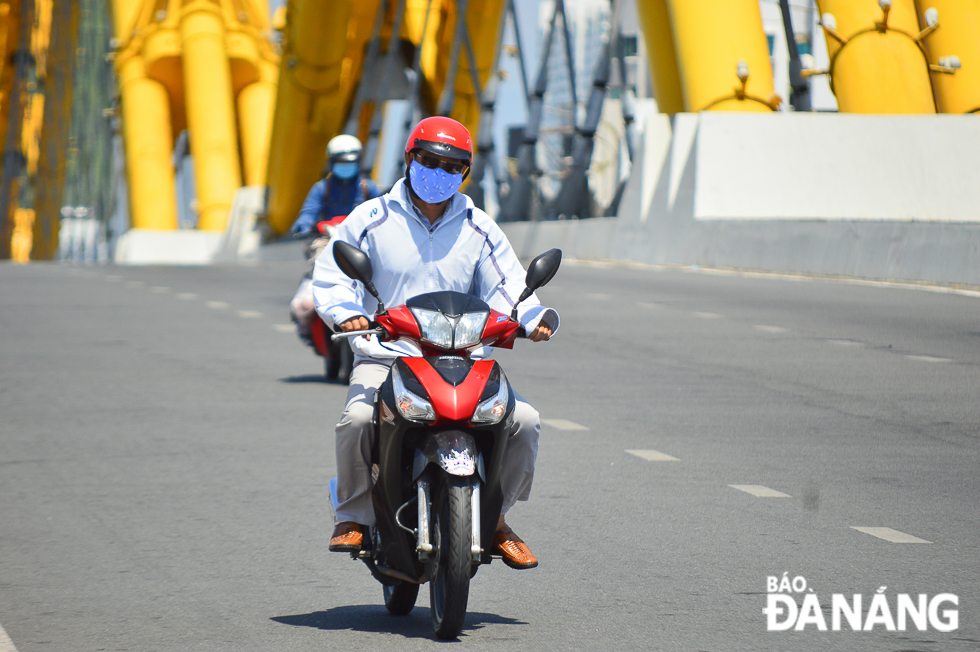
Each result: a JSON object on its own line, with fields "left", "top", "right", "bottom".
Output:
{"left": 333, "top": 361, "right": 540, "bottom": 527}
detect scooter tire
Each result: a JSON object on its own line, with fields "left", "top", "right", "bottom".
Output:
{"left": 325, "top": 341, "right": 341, "bottom": 380}
{"left": 428, "top": 475, "right": 473, "bottom": 640}
{"left": 337, "top": 341, "right": 354, "bottom": 385}
{"left": 383, "top": 581, "right": 419, "bottom": 616}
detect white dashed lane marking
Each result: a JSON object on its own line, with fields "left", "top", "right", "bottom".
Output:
{"left": 851, "top": 527, "right": 932, "bottom": 544}
{"left": 627, "top": 449, "right": 679, "bottom": 462}
{"left": 150, "top": 286, "right": 170, "bottom": 293}
{"left": 906, "top": 354, "right": 952, "bottom": 363}
{"left": 237, "top": 310, "right": 263, "bottom": 319}
{"left": 273, "top": 324, "right": 295, "bottom": 333}
{"left": 540, "top": 419, "right": 588, "bottom": 430}
{"left": 693, "top": 312, "right": 722, "bottom": 319}
{"left": 754, "top": 325, "right": 788, "bottom": 334}
{"left": 126, "top": 281, "right": 144, "bottom": 288}
{"left": 206, "top": 301, "right": 230, "bottom": 309}
{"left": 826, "top": 339, "right": 863, "bottom": 348}
{"left": 729, "top": 484, "right": 791, "bottom": 498}
{"left": 0, "top": 622, "right": 18, "bottom": 652}
{"left": 176, "top": 293, "right": 197, "bottom": 300}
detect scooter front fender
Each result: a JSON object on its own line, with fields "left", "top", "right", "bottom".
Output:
{"left": 412, "top": 431, "right": 485, "bottom": 481}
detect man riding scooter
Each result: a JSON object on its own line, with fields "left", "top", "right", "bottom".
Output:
{"left": 312, "top": 117, "right": 559, "bottom": 569}
{"left": 289, "top": 135, "right": 382, "bottom": 364}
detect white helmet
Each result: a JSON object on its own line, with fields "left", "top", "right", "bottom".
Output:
{"left": 327, "top": 134, "right": 362, "bottom": 163}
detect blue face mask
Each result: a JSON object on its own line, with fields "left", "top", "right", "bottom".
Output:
{"left": 332, "top": 162, "right": 359, "bottom": 179}
{"left": 408, "top": 160, "right": 463, "bottom": 204}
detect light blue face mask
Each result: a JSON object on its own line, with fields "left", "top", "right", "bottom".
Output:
{"left": 332, "top": 162, "right": 359, "bottom": 179}
{"left": 408, "top": 160, "right": 463, "bottom": 204}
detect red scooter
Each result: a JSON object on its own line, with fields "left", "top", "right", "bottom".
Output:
{"left": 293, "top": 217, "right": 355, "bottom": 383}
{"left": 328, "top": 241, "right": 561, "bottom": 639}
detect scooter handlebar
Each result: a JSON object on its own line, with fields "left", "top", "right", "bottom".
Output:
{"left": 330, "top": 327, "right": 386, "bottom": 341}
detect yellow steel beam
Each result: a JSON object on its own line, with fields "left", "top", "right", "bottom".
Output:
{"left": 635, "top": 0, "right": 684, "bottom": 115}
{"left": 666, "top": 0, "right": 776, "bottom": 112}
{"left": 265, "top": 0, "right": 379, "bottom": 235}
{"left": 0, "top": 0, "right": 21, "bottom": 181}
{"left": 915, "top": 0, "right": 980, "bottom": 113}
{"left": 816, "top": 0, "right": 934, "bottom": 113}
{"left": 447, "top": 0, "right": 505, "bottom": 141}
{"left": 238, "top": 57, "right": 277, "bottom": 185}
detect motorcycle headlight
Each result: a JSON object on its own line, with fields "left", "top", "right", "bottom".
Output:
{"left": 472, "top": 373, "right": 509, "bottom": 425}
{"left": 454, "top": 311, "right": 489, "bottom": 348}
{"left": 391, "top": 364, "right": 436, "bottom": 422}
{"left": 411, "top": 308, "right": 453, "bottom": 349}
{"left": 411, "top": 308, "right": 489, "bottom": 350}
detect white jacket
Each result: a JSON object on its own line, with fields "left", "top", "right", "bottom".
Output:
{"left": 312, "top": 178, "right": 560, "bottom": 361}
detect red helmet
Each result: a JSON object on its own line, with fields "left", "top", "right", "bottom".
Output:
{"left": 405, "top": 116, "right": 473, "bottom": 166}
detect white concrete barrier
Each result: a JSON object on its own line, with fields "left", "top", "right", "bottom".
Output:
{"left": 114, "top": 186, "right": 265, "bottom": 265}
{"left": 503, "top": 112, "right": 980, "bottom": 287}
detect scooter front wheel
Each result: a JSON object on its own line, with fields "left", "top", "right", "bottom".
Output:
{"left": 428, "top": 475, "right": 473, "bottom": 639}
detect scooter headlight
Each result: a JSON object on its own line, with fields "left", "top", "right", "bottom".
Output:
{"left": 411, "top": 308, "right": 454, "bottom": 349}
{"left": 410, "top": 308, "right": 489, "bottom": 350}
{"left": 472, "top": 373, "right": 509, "bottom": 425}
{"left": 391, "top": 364, "right": 436, "bottom": 422}
{"left": 454, "top": 311, "right": 489, "bottom": 348}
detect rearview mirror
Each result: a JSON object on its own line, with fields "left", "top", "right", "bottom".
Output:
{"left": 333, "top": 241, "right": 374, "bottom": 283}
{"left": 332, "top": 240, "right": 385, "bottom": 313}
{"left": 525, "top": 248, "right": 562, "bottom": 292}
{"left": 511, "top": 248, "right": 562, "bottom": 319}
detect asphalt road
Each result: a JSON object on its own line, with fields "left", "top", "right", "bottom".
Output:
{"left": 1, "top": 253, "right": 978, "bottom": 651}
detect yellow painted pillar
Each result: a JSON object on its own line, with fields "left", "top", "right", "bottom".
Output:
{"left": 116, "top": 52, "right": 179, "bottom": 229}
{"left": 264, "top": 0, "right": 360, "bottom": 235}
{"left": 635, "top": 0, "right": 684, "bottom": 115}
{"left": 665, "top": 0, "right": 775, "bottom": 112}
{"left": 915, "top": 0, "right": 980, "bottom": 113}
{"left": 237, "top": 58, "right": 277, "bottom": 186}
{"left": 816, "top": 0, "right": 934, "bottom": 113}
{"left": 179, "top": 0, "right": 242, "bottom": 232}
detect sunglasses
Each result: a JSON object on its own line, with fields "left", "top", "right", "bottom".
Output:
{"left": 413, "top": 151, "right": 469, "bottom": 176}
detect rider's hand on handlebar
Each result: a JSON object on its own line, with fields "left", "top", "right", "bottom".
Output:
{"left": 527, "top": 323, "right": 552, "bottom": 342}
{"left": 339, "top": 316, "right": 372, "bottom": 340}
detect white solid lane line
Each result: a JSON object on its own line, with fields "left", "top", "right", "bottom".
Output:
{"left": 627, "top": 449, "right": 680, "bottom": 462}
{"left": 0, "top": 623, "right": 18, "bottom": 652}
{"left": 729, "top": 484, "right": 791, "bottom": 498}
{"left": 540, "top": 419, "right": 588, "bottom": 430}
{"left": 851, "top": 527, "right": 932, "bottom": 544}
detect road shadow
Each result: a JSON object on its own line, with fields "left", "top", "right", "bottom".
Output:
{"left": 279, "top": 374, "right": 329, "bottom": 384}
{"left": 272, "top": 604, "right": 526, "bottom": 640}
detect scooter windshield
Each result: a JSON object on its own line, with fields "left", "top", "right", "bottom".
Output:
{"left": 407, "top": 291, "right": 491, "bottom": 351}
